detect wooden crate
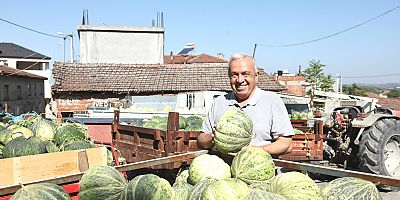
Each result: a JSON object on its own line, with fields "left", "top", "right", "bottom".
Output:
{"left": 279, "top": 119, "right": 324, "bottom": 161}
{"left": 112, "top": 110, "right": 201, "bottom": 169}
{"left": 0, "top": 147, "right": 108, "bottom": 186}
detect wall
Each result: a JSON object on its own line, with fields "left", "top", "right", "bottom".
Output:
{"left": 0, "top": 76, "right": 46, "bottom": 115}
{"left": 78, "top": 25, "right": 164, "bottom": 64}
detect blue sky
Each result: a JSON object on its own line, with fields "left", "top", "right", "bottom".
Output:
{"left": 1, "top": 1, "right": 399, "bottom": 84}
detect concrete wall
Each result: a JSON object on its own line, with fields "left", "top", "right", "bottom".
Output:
{"left": 0, "top": 76, "right": 46, "bottom": 115}
{"left": 78, "top": 25, "right": 164, "bottom": 64}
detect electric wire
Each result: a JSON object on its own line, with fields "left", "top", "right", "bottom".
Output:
{"left": 343, "top": 73, "right": 400, "bottom": 79}
{"left": 0, "top": 17, "right": 64, "bottom": 39}
{"left": 257, "top": 4, "right": 400, "bottom": 47}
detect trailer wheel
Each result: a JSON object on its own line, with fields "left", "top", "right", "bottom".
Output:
{"left": 357, "top": 118, "right": 400, "bottom": 191}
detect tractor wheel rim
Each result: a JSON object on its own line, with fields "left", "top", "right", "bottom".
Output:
{"left": 384, "top": 135, "right": 400, "bottom": 177}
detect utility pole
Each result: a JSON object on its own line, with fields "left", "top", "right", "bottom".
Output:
{"left": 252, "top": 43, "right": 257, "bottom": 59}
{"left": 69, "top": 33, "right": 74, "bottom": 63}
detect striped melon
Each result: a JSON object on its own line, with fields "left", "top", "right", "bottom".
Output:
{"left": 172, "top": 181, "right": 193, "bottom": 200}
{"left": 214, "top": 108, "right": 253, "bottom": 154}
{"left": 269, "top": 171, "right": 321, "bottom": 200}
{"left": 187, "top": 178, "right": 217, "bottom": 200}
{"left": 321, "top": 177, "right": 382, "bottom": 200}
{"left": 244, "top": 188, "right": 287, "bottom": 200}
{"left": 188, "top": 154, "right": 231, "bottom": 185}
{"left": 231, "top": 147, "right": 275, "bottom": 184}
{"left": 175, "top": 169, "right": 190, "bottom": 184}
{"left": 79, "top": 166, "right": 127, "bottom": 200}
{"left": 11, "top": 183, "right": 71, "bottom": 200}
{"left": 120, "top": 174, "right": 174, "bottom": 200}
{"left": 201, "top": 178, "right": 250, "bottom": 200}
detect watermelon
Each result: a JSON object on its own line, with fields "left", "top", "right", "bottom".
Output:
{"left": 172, "top": 181, "right": 193, "bottom": 200}
{"left": 184, "top": 124, "right": 202, "bottom": 131}
{"left": 179, "top": 116, "right": 187, "bottom": 129}
{"left": 11, "top": 183, "right": 71, "bottom": 200}
{"left": 44, "top": 141, "right": 60, "bottom": 153}
{"left": 10, "top": 126, "right": 33, "bottom": 139}
{"left": 175, "top": 169, "right": 190, "bottom": 184}
{"left": 79, "top": 166, "right": 127, "bottom": 200}
{"left": 268, "top": 171, "right": 321, "bottom": 200}
{"left": 231, "top": 147, "right": 275, "bottom": 184}
{"left": 321, "top": 177, "right": 382, "bottom": 200}
{"left": 63, "top": 140, "right": 93, "bottom": 151}
{"left": 244, "top": 188, "right": 287, "bottom": 200}
{"left": 293, "top": 128, "right": 304, "bottom": 135}
{"left": 214, "top": 108, "right": 253, "bottom": 154}
{"left": 120, "top": 174, "right": 174, "bottom": 200}
{"left": 188, "top": 154, "right": 231, "bottom": 185}
{"left": 2, "top": 136, "right": 46, "bottom": 158}
{"left": 187, "top": 178, "right": 217, "bottom": 200}
{"left": 186, "top": 116, "right": 204, "bottom": 126}
{"left": 201, "top": 178, "right": 250, "bottom": 200}
{"left": 31, "top": 119, "right": 57, "bottom": 141}
{"left": 54, "top": 123, "right": 89, "bottom": 147}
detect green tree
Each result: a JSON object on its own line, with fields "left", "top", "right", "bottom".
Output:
{"left": 342, "top": 83, "right": 367, "bottom": 96}
{"left": 302, "top": 59, "right": 335, "bottom": 92}
{"left": 387, "top": 89, "right": 400, "bottom": 98}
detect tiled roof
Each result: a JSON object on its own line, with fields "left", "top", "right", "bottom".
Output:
{"left": 0, "top": 65, "right": 47, "bottom": 79}
{"left": 52, "top": 62, "right": 286, "bottom": 96}
{"left": 163, "top": 54, "right": 227, "bottom": 64}
{"left": 0, "top": 42, "right": 51, "bottom": 60}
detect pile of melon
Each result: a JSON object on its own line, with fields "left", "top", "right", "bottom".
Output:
{"left": 0, "top": 114, "right": 112, "bottom": 165}
{"left": 10, "top": 147, "right": 382, "bottom": 199}
{"left": 138, "top": 115, "right": 204, "bottom": 131}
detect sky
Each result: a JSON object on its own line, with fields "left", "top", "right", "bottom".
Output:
{"left": 1, "top": 1, "right": 399, "bottom": 84}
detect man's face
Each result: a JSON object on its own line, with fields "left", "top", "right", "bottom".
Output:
{"left": 229, "top": 57, "right": 258, "bottom": 102}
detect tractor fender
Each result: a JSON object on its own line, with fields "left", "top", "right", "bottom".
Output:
{"left": 351, "top": 114, "right": 400, "bottom": 128}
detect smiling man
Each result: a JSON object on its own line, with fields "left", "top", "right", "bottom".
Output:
{"left": 197, "top": 53, "right": 294, "bottom": 156}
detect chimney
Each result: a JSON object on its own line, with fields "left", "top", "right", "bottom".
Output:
{"left": 216, "top": 53, "right": 225, "bottom": 59}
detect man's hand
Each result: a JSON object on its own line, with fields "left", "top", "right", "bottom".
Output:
{"left": 254, "top": 136, "right": 292, "bottom": 156}
{"left": 197, "top": 132, "right": 214, "bottom": 149}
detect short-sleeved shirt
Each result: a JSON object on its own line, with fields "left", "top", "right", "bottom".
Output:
{"left": 201, "top": 87, "right": 294, "bottom": 146}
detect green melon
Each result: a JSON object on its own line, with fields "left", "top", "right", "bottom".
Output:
{"left": 172, "top": 181, "right": 193, "bottom": 200}
{"left": 10, "top": 126, "right": 33, "bottom": 139}
{"left": 79, "top": 166, "right": 127, "bottom": 200}
{"left": 214, "top": 108, "right": 253, "bottom": 154}
{"left": 11, "top": 182, "right": 71, "bottom": 200}
{"left": 188, "top": 154, "right": 231, "bottom": 185}
{"left": 120, "top": 174, "right": 174, "bottom": 200}
{"left": 186, "top": 116, "right": 204, "bottom": 126}
{"left": 231, "top": 146, "right": 275, "bottom": 184}
{"left": 187, "top": 178, "right": 217, "bottom": 200}
{"left": 244, "top": 188, "right": 287, "bottom": 200}
{"left": 201, "top": 178, "right": 250, "bottom": 200}
{"left": 31, "top": 119, "right": 57, "bottom": 141}
{"left": 175, "top": 169, "right": 190, "bottom": 184}
{"left": 63, "top": 140, "right": 93, "bottom": 151}
{"left": 179, "top": 116, "right": 187, "bottom": 129}
{"left": 2, "top": 136, "right": 46, "bottom": 158}
{"left": 44, "top": 141, "right": 60, "bottom": 153}
{"left": 54, "top": 123, "right": 88, "bottom": 147}
{"left": 268, "top": 171, "right": 321, "bottom": 200}
{"left": 321, "top": 177, "right": 382, "bottom": 200}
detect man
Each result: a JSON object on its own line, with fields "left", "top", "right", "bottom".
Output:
{"left": 197, "top": 53, "right": 293, "bottom": 156}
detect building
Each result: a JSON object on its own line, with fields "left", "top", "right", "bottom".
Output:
{"left": 78, "top": 25, "right": 164, "bottom": 64}
{"left": 0, "top": 65, "right": 47, "bottom": 115}
{"left": 0, "top": 42, "right": 52, "bottom": 99}
{"left": 163, "top": 53, "right": 227, "bottom": 64}
{"left": 273, "top": 71, "right": 307, "bottom": 96}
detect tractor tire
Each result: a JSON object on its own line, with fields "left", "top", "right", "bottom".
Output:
{"left": 357, "top": 118, "right": 400, "bottom": 191}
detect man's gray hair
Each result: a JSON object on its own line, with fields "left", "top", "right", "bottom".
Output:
{"left": 228, "top": 53, "right": 258, "bottom": 74}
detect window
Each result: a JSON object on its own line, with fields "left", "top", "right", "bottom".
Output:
{"left": 28, "top": 84, "right": 32, "bottom": 96}
{"left": 4, "top": 85, "right": 9, "bottom": 100}
{"left": 187, "top": 93, "right": 195, "bottom": 109}
{"left": 34, "top": 84, "right": 37, "bottom": 96}
{"left": 17, "top": 85, "right": 21, "bottom": 100}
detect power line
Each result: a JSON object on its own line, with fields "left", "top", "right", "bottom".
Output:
{"left": 343, "top": 73, "right": 400, "bottom": 79}
{"left": 0, "top": 17, "right": 63, "bottom": 39}
{"left": 257, "top": 4, "right": 400, "bottom": 47}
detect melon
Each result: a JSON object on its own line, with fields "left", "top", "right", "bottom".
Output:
{"left": 268, "top": 171, "right": 321, "bottom": 200}
{"left": 79, "top": 166, "right": 127, "bottom": 200}
{"left": 179, "top": 116, "right": 187, "bottom": 129}
{"left": 11, "top": 182, "right": 71, "bottom": 200}
{"left": 172, "top": 181, "right": 193, "bottom": 200}
{"left": 187, "top": 178, "right": 217, "bottom": 200}
{"left": 321, "top": 177, "right": 382, "bottom": 200}
{"left": 188, "top": 154, "right": 231, "bottom": 185}
{"left": 120, "top": 174, "right": 174, "bottom": 200}
{"left": 31, "top": 119, "right": 57, "bottom": 141}
{"left": 201, "top": 178, "right": 250, "bottom": 200}
{"left": 231, "top": 147, "right": 275, "bottom": 184}
{"left": 2, "top": 136, "right": 46, "bottom": 158}
{"left": 244, "top": 188, "right": 287, "bottom": 200}
{"left": 175, "top": 169, "right": 190, "bottom": 184}
{"left": 54, "top": 123, "right": 88, "bottom": 147}
{"left": 214, "top": 108, "right": 253, "bottom": 154}
{"left": 63, "top": 140, "right": 93, "bottom": 151}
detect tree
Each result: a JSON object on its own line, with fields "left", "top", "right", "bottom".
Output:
{"left": 302, "top": 59, "right": 335, "bottom": 92}
{"left": 387, "top": 89, "right": 400, "bottom": 98}
{"left": 342, "top": 83, "right": 367, "bottom": 96}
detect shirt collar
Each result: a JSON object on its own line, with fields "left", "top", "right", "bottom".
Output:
{"left": 227, "top": 87, "right": 261, "bottom": 107}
